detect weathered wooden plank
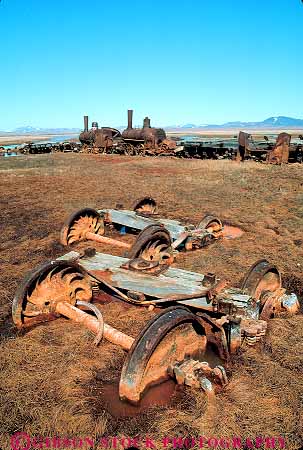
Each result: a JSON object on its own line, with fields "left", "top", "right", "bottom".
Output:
{"left": 98, "top": 208, "right": 187, "bottom": 240}
{"left": 58, "top": 251, "right": 206, "bottom": 297}
{"left": 58, "top": 251, "right": 205, "bottom": 282}
{"left": 57, "top": 252, "right": 254, "bottom": 313}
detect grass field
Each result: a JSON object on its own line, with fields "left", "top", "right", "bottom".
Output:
{"left": 0, "top": 154, "right": 302, "bottom": 449}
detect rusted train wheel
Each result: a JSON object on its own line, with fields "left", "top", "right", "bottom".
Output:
{"left": 241, "top": 259, "right": 281, "bottom": 301}
{"left": 197, "top": 215, "right": 223, "bottom": 233}
{"left": 12, "top": 261, "right": 93, "bottom": 329}
{"left": 133, "top": 197, "right": 157, "bottom": 215}
{"left": 60, "top": 208, "right": 104, "bottom": 246}
{"left": 127, "top": 224, "right": 174, "bottom": 272}
{"left": 241, "top": 260, "right": 282, "bottom": 319}
{"left": 119, "top": 306, "right": 211, "bottom": 404}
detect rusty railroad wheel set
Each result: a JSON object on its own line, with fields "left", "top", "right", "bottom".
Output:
{"left": 12, "top": 197, "right": 300, "bottom": 406}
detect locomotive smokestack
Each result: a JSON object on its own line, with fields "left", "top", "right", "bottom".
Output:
{"left": 127, "top": 110, "right": 133, "bottom": 129}
{"left": 143, "top": 117, "right": 151, "bottom": 128}
{"left": 84, "top": 115, "right": 88, "bottom": 132}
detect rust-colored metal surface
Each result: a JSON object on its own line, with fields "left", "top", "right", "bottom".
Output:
{"left": 126, "top": 224, "right": 174, "bottom": 273}
{"left": 12, "top": 261, "right": 229, "bottom": 404}
{"left": 169, "top": 358, "right": 227, "bottom": 399}
{"left": 79, "top": 115, "right": 121, "bottom": 153}
{"left": 120, "top": 307, "right": 208, "bottom": 403}
{"left": 79, "top": 110, "right": 176, "bottom": 156}
{"left": 61, "top": 201, "right": 242, "bottom": 260}
{"left": 266, "top": 132, "right": 291, "bottom": 164}
{"left": 12, "top": 260, "right": 93, "bottom": 328}
{"left": 241, "top": 259, "right": 282, "bottom": 301}
{"left": 61, "top": 209, "right": 130, "bottom": 250}
{"left": 60, "top": 208, "right": 105, "bottom": 246}
{"left": 61, "top": 209, "right": 176, "bottom": 272}
{"left": 195, "top": 313, "right": 230, "bottom": 360}
{"left": 197, "top": 215, "right": 223, "bottom": 233}
{"left": 12, "top": 250, "right": 300, "bottom": 406}
{"left": 55, "top": 302, "right": 134, "bottom": 351}
{"left": 86, "top": 231, "right": 131, "bottom": 249}
{"left": 133, "top": 197, "right": 157, "bottom": 215}
{"left": 238, "top": 131, "right": 251, "bottom": 148}
{"left": 121, "top": 110, "right": 166, "bottom": 147}
{"left": 241, "top": 259, "right": 299, "bottom": 319}
{"left": 237, "top": 131, "right": 251, "bottom": 161}
{"left": 76, "top": 300, "right": 104, "bottom": 346}
{"left": 240, "top": 318, "right": 267, "bottom": 346}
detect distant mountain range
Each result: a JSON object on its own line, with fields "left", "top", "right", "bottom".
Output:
{"left": 0, "top": 126, "right": 81, "bottom": 135}
{"left": 167, "top": 116, "right": 303, "bottom": 129}
{"left": 1, "top": 116, "right": 303, "bottom": 135}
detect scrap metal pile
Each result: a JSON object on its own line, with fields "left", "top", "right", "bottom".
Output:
{"left": 12, "top": 110, "right": 302, "bottom": 163}
{"left": 240, "top": 132, "right": 303, "bottom": 164}
{"left": 12, "top": 197, "right": 300, "bottom": 406}
{"left": 79, "top": 110, "right": 177, "bottom": 156}
{"left": 78, "top": 110, "right": 303, "bottom": 163}
{"left": 20, "top": 141, "right": 81, "bottom": 154}
{"left": 78, "top": 110, "right": 233, "bottom": 158}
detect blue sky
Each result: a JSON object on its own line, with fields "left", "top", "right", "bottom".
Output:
{"left": 0, "top": 0, "right": 302, "bottom": 129}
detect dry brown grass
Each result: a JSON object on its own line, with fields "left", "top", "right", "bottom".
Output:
{"left": 0, "top": 154, "right": 303, "bottom": 449}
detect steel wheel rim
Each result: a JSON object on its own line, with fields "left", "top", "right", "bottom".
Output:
{"left": 133, "top": 197, "right": 157, "bottom": 215}
{"left": 60, "top": 208, "right": 104, "bottom": 246}
{"left": 12, "top": 261, "right": 92, "bottom": 328}
{"left": 119, "top": 306, "right": 209, "bottom": 403}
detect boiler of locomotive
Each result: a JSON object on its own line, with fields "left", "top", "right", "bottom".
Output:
{"left": 79, "top": 115, "right": 121, "bottom": 146}
{"left": 121, "top": 110, "right": 166, "bottom": 145}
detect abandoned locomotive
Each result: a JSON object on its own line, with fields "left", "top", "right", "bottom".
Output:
{"left": 79, "top": 109, "right": 176, "bottom": 155}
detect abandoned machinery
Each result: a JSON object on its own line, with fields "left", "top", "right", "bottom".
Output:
{"left": 13, "top": 224, "right": 299, "bottom": 405}
{"left": 14, "top": 115, "right": 302, "bottom": 161}
{"left": 18, "top": 141, "right": 81, "bottom": 155}
{"left": 10, "top": 173, "right": 301, "bottom": 409}
{"left": 60, "top": 197, "right": 237, "bottom": 261}
{"left": 79, "top": 110, "right": 177, "bottom": 156}
{"left": 10, "top": 109, "right": 303, "bottom": 161}
{"left": 78, "top": 112, "right": 303, "bottom": 163}
{"left": 171, "top": 132, "right": 303, "bottom": 162}
{"left": 239, "top": 132, "right": 303, "bottom": 164}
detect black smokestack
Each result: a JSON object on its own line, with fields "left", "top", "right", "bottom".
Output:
{"left": 84, "top": 115, "right": 88, "bottom": 132}
{"left": 143, "top": 117, "right": 151, "bottom": 128}
{"left": 127, "top": 110, "right": 133, "bottom": 129}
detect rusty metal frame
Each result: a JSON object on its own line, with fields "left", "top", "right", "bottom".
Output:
{"left": 12, "top": 249, "right": 300, "bottom": 404}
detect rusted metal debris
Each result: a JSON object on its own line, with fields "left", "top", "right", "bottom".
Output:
{"left": 60, "top": 207, "right": 175, "bottom": 273}
{"left": 12, "top": 243, "right": 300, "bottom": 404}
{"left": 19, "top": 141, "right": 81, "bottom": 154}
{"left": 238, "top": 132, "right": 303, "bottom": 163}
{"left": 266, "top": 132, "right": 291, "bottom": 164}
{"left": 78, "top": 115, "right": 303, "bottom": 162}
{"left": 79, "top": 110, "right": 176, "bottom": 156}
{"left": 237, "top": 131, "right": 251, "bottom": 161}
{"left": 60, "top": 198, "right": 230, "bottom": 259}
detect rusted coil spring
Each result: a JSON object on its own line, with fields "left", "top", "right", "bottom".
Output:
{"left": 241, "top": 329, "right": 266, "bottom": 346}
{"left": 75, "top": 300, "right": 104, "bottom": 346}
